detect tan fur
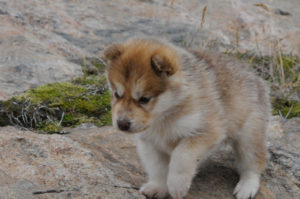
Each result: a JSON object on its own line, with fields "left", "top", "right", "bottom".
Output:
{"left": 105, "top": 38, "right": 270, "bottom": 199}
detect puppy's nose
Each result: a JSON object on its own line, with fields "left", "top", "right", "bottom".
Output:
{"left": 117, "top": 119, "right": 131, "bottom": 131}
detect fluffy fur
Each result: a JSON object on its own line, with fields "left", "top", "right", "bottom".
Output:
{"left": 104, "top": 38, "right": 270, "bottom": 199}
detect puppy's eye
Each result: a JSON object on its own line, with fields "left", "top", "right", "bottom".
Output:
{"left": 114, "top": 92, "right": 120, "bottom": 99}
{"left": 139, "top": 96, "right": 151, "bottom": 104}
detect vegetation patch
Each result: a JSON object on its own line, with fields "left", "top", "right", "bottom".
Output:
{"left": 0, "top": 60, "right": 111, "bottom": 133}
{"left": 226, "top": 48, "right": 299, "bottom": 119}
{"left": 272, "top": 98, "right": 300, "bottom": 119}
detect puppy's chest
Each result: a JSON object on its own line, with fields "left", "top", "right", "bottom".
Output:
{"left": 142, "top": 125, "right": 184, "bottom": 155}
{"left": 143, "top": 113, "right": 203, "bottom": 154}
{"left": 146, "top": 133, "right": 179, "bottom": 155}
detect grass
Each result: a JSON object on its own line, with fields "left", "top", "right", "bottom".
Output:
{"left": 272, "top": 98, "right": 300, "bottom": 119}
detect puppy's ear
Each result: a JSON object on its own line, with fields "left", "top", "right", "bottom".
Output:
{"left": 151, "top": 54, "right": 177, "bottom": 76}
{"left": 104, "top": 44, "right": 124, "bottom": 60}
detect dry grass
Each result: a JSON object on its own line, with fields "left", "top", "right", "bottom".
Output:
{"left": 201, "top": 6, "right": 207, "bottom": 29}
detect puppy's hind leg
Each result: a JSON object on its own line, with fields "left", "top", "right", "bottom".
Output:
{"left": 233, "top": 116, "right": 268, "bottom": 199}
{"left": 137, "top": 138, "right": 169, "bottom": 199}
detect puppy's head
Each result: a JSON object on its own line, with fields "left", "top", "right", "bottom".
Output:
{"left": 104, "top": 39, "right": 181, "bottom": 133}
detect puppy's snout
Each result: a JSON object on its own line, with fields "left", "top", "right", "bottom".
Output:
{"left": 117, "top": 119, "right": 131, "bottom": 131}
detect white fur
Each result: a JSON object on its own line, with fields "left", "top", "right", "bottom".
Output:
{"left": 115, "top": 82, "right": 124, "bottom": 97}
{"left": 151, "top": 90, "right": 181, "bottom": 117}
{"left": 167, "top": 173, "right": 191, "bottom": 199}
{"left": 234, "top": 172, "right": 260, "bottom": 199}
{"left": 132, "top": 82, "right": 142, "bottom": 101}
{"left": 137, "top": 139, "right": 169, "bottom": 198}
{"left": 140, "top": 182, "right": 168, "bottom": 199}
{"left": 140, "top": 106, "right": 205, "bottom": 155}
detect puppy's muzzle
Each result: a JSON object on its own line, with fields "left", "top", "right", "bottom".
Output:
{"left": 117, "top": 119, "right": 131, "bottom": 131}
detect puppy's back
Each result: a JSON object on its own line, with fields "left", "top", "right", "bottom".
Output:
{"left": 191, "top": 50, "right": 270, "bottom": 134}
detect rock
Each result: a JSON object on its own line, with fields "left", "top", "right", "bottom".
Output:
{"left": 0, "top": 116, "right": 299, "bottom": 198}
{"left": 0, "top": 126, "right": 144, "bottom": 199}
{"left": 0, "top": 0, "right": 299, "bottom": 100}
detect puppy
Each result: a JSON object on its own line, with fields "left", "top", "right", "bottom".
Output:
{"left": 104, "top": 38, "right": 270, "bottom": 199}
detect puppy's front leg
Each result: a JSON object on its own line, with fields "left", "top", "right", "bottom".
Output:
{"left": 137, "top": 138, "right": 169, "bottom": 199}
{"left": 167, "top": 132, "right": 223, "bottom": 199}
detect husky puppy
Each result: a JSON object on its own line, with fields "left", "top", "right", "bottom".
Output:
{"left": 104, "top": 38, "right": 270, "bottom": 199}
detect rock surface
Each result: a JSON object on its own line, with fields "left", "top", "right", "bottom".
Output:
{"left": 0, "top": 125, "right": 144, "bottom": 199}
{"left": 0, "top": 117, "right": 299, "bottom": 199}
{"left": 0, "top": 0, "right": 299, "bottom": 100}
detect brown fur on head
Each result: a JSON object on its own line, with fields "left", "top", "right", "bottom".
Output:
{"left": 104, "top": 39, "right": 180, "bottom": 133}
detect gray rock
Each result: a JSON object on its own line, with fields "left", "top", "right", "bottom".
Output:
{"left": 0, "top": 126, "right": 144, "bottom": 199}
{"left": 0, "top": 117, "right": 299, "bottom": 198}
{"left": 0, "top": 0, "right": 299, "bottom": 100}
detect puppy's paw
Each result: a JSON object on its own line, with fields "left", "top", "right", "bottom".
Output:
{"left": 167, "top": 174, "right": 191, "bottom": 199}
{"left": 233, "top": 173, "right": 260, "bottom": 199}
{"left": 140, "top": 181, "right": 168, "bottom": 199}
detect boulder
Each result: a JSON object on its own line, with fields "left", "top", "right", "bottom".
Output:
{"left": 0, "top": 0, "right": 299, "bottom": 100}
{"left": 0, "top": 117, "right": 299, "bottom": 198}
{"left": 0, "top": 125, "right": 144, "bottom": 199}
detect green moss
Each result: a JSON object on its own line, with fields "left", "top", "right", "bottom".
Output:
{"left": 77, "top": 115, "right": 99, "bottom": 125}
{"left": 99, "top": 110, "right": 112, "bottom": 126}
{"left": 92, "top": 61, "right": 106, "bottom": 73}
{"left": 38, "top": 121, "right": 62, "bottom": 134}
{"left": 0, "top": 55, "right": 112, "bottom": 133}
{"left": 0, "top": 73, "right": 112, "bottom": 133}
{"left": 99, "top": 90, "right": 111, "bottom": 108}
{"left": 72, "top": 75, "right": 106, "bottom": 86}
{"left": 20, "top": 82, "right": 87, "bottom": 104}
{"left": 20, "top": 79, "right": 111, "bottom": 114}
